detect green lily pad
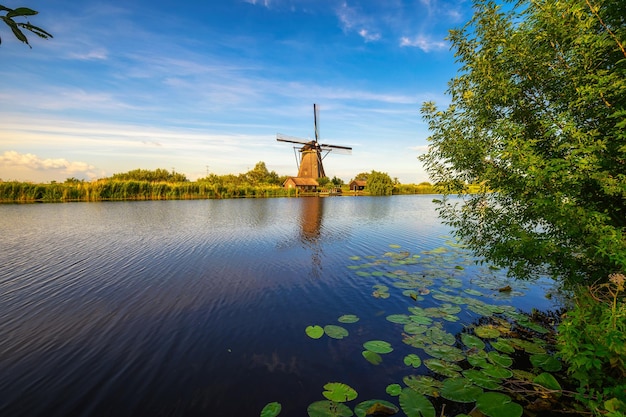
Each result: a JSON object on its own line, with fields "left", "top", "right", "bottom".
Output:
{"left": 306, "top": 325, "right": 324, "bottom": 339}
{"left": 461, "top": 333, "right": 485, "bottom": 350}
{"left": 387, "top": 314, "right": 411, "bottom": 324}
{"left": 509, "top": 338, "right": 546, "bottom": 354}
{"left": 474, "top": 325, "right": 501, "bottom": 339}
{"left": 425, "top": 327, "right": 456, "bottom": 345}
{"left": 476, "top": 392, "right": 522, "bottom": 417}
{"left": 464, "top": 288, "right": 484, "bottom": 296}
{"left": 404, "top": 353, "right": 422, "bottom": 368}
{"left": 389, "top": 244, "right": 402, "bottom": 248}
{"left": 488, "top": 351, "right": 513, "bottom": 368}
{"left": 533, "top": 372, "right": 561, "bottom": 391}
{"left": 402, "top": 375, "right": 442, "bottom": 396}
{"left": 324, "top": 325, "right": 349, "bottom": 339}
{"left": 462, "top": 369, "right": 502, "bottom": 390}
{"left": 354, "top": 400, "right": 399, "bottom": 417}
{"left": 440, "top": 378, "right": 484, "bottom": 403}
{"left": 322, "top": 382, "right": 358, "bottom": 403}
{"left": 424, "top": 359, "right": 462, "bottom": 378}
{"left": 363, "top": 340, "right": 393, "bottom": 354}
{"left": 467, "top": 350, "right": 489, "bottom": 368}
{"left": 307, "top": 400, "right": 353, "bottom": 417}
{"left": 355, "top": 271, "right": 371, "bottom": 277}
{"left": 260, "top": 402, "right": 282, "bottom": 417}
{"left": 404, "top": 323, "right": 428, "bottom": 335}
{"left": 362, "top": 350, "right": 382, "bottom": 365}
{"left": 530, "top": 354, "right": 562, "bottom": 372}
{"left": 490, "top": 339, "right": 515, "bottom": 354}
{"left": 399, "top": 388, "right": 436, "bottom": 417}
{"left": 481, "top": 364, "right": 513, "bottom": 379}
{"left": 386, "top": 383, "right": 403, "bottom": 396}
{"left": 424, "top": 344, "right": 465, "bottom": 362}
{"left": 410, "top": 315, "right": 434, "bottom": 325}
{"left": 338, "top": 315, "right": 359, "bottom": 324}
{"left": 349, "top": 256, "right": 361, "bottom": 261}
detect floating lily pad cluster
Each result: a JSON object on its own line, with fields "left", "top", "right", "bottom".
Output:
{"left": 264, "top": 240, "right": 566, "bottom": 417}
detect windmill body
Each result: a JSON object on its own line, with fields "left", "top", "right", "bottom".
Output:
{"left": 277, "top": 104, "right": 351, "bottom": 190}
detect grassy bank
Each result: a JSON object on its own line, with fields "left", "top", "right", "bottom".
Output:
{"left": 0, "top": 180, "right": 440, "bottom": 203}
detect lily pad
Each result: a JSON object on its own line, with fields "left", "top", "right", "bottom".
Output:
{"left": 362, "top": 350, "right": 382, "bottom": 365}
{"left": 424, "top": 344, "right": 465, "bottom": 362}
{"left": 322, "top": 382, "right": 358, "bottom": 403}
{"left": 404, "top": 353, "right": 422, "bottom": 368}
{"left": 324, "top": 325, "right": 349, "bottom": 339}
{"left": 306, "top": 325, "right": 324, "bottom": 339}
{"left": 474, "top": 325, "right": 501, "bottom": 339}
{"left": 386, "top": 383, "right": 403, "bottom": 396}
{"left": 409, "top": 315, "right": 434, "bottom": 325}
{"left": 462, "top": 369, "right": 502, "bottom": 390}
{"left": 307, "top": 401, "right": 353, "bottom": 417}
{"left": 402, "top": 375, "right": 442, "bottom": 396}
{"left": 354, "top": 400, "right": 399, "bottom": 417}
{"left": 490, "top": 339, "right": 515, "bottom": 354}
{"left": 338, "top": 315, "right": 359, "bottom": 324}
{"left": 399, "top": 388, "right": 436, "bottom": 417}
{"left": 461, "top": 333, "right": 485, "bottom": 350}
{"left": 467, "top": 350, "right": 489, "bottom": 368}
{"left": 440, "top": 378, "right": 484, "bottom": 403}
{"left": 387, "top": 314, "right": 411, "bottom": 324}
{"left": 260, "top": 402, "right": 282, "bottom": 417}
{"left": 530, "top": 354, "right": 562, "bottom": 372}
{"left": 476, "top": 392, "right": 522, "bottom": 417}
{"left": 404, "top": 323, "right": 428, "bottom": 335}
{"left": 363, "top": 340, "right": 393, "bottom": 354}
{"left": 481, "top": 364, "right": 513, "bottom": 379}
{"left": 487, "top": 351, "right": 513, "bottom": 368}
{"left": 424, "top": 359, "right": 462, "bottom": 378}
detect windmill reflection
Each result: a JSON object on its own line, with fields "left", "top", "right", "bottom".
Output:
{"left": 298, "top": 197, "right": 325, "bottom": 278}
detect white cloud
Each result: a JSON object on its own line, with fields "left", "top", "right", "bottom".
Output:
{"left": 0, "top": 150, "right": 97, "bottom": 178}
{"left": 399, "top": 35, "right": 447, "bottom": 52}
{"left": 358, "top": 29, "right": 380, "bottom": 42}
{"left": 68, "top": 48, "right": 108, "bottom": 61}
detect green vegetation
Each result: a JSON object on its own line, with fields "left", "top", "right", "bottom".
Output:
{"left": 1, "top": 4, "right": 52, "bottom": 47}
{"left": 0, "top": 164, "right": 441, "bottom": 202}
{"left": 264, "top": 241, "right": 596, "bottom": 416}
{"left": 419, "top": 0, "right": 626, "bottom": 415}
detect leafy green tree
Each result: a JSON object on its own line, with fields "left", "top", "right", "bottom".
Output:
{"left": 1, "top": 5, "right": 52, "bottom": 47}
{"left": 420, "top": 0, "right": 626, "bottom": 285}
{"left": 352, "top": 172, "right": 370, "bottom": 181}
{"left": 245, "top": 161, "right": 281, "bottom": 185}
{"left": 331, "top": 176, "right": 344, "bottom": 187}
{"left": 111, "top": 168, "right": 188, "bottom": 182}
{"left": 366, "top": 170, "right": 394, "bottom": 196}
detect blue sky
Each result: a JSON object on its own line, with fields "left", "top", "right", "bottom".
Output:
{"left": 0, "top": 0, "right": 470, "bottom": 183}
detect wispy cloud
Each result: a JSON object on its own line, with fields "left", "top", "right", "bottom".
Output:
{"left": 336, "top": 2, "right": 381, "bottom": 42}
{"left": 67, "top": 48, "right": 109, "bottom": 61}
{"left": 0, "top": 150, "right": 97, "bottom": 178}
{"left": 399, "top": 35, "right": 447, "bottom": 52}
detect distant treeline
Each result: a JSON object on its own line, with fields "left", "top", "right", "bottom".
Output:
{"left": 0, "top": 164, "right": 441, "bottom": 202}
{"left": 0, "top": 180, "right": 439, "bottom": 202}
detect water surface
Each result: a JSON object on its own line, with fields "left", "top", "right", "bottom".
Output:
{"left": 0, "top": 196, "right": 556, "bottom": 416}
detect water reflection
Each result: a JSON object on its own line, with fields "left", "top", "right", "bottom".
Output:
{"left": 298, "top": 197, "right": 325, "bottom": 278}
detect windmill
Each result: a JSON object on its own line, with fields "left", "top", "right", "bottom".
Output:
{"left": 277, "top": 104, "right": 352, "bottom": 181}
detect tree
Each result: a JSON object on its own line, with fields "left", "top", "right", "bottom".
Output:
{"left": 245, "top": 161, "right": 281, "bottom": 185}
{"left": 1, "top": 5, "right": 52, "bottom": 47}
{"left": 419, "top": 0, "right": 626, "bottom": 285}
{"left": 366, "top": 170, "right": 394, "bottom": 196}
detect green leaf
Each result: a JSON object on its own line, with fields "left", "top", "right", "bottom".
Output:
{"left": 385, "top": 384, "right": 402, "bottom": 396}
{"left": 338, "top": 314, "right": 359, "bottom": 324}
{"left": 402, "top": 375, "right": 442, "bottom": 396}
{"left": 387, "top": 314, "right": 412, "bottom": 324}
{"left": 260, "top": 402, "right": 282, "bottom": 417}
{"left": 476, "top": 392, "right": 523, "bottom": 417}
{"left": 440, "top": 378, "right": 484, "bottom": 403}
{"left": 529, "top": 354, "right": 562, "bottom": 372}
{"left": 399, "top": 388, "right": 436, "bottom": 417}
{"left": 307, "top": 400, "right": 353, "bottom": 417}
{"left": 354, "top": 400, "right": 399, "bottom": 417}
{"left": 6, "top": 7, "right": 37, "bottom": 18}
{"left": 424, "top": 359, "right": 462, "bottom": 378}
{"left": 533, "top": 372, "right": 561, "bottom": 391}
{"left": 306, "top": 325, "right": 324, "bottom": 339}
{"left": 322, "top": 382, "right": 358, "bottom": 403}
{"left": 474, "top": 325, "right": 501, "bottom": 338}
{"left": 324, "top": 325, "right": 349, "bottom": 339}
{"left": 487, "top": 351, "right": 513, "bottom": 368}
{"left": 461, "top": 333, "right": 486, "bottom": 350}
{"left": 363, "top": 340, "right": 393, "bottom": 354}
{"left": 404, "top": 353, "right": 422, "bottom": 368}
{"left": 362, "top": 350, "right": 382, "bottom": 365}
{"left": 462, "top": 369, "right": 502, "bottom": 390}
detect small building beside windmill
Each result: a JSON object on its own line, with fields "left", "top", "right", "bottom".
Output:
{"left": 283, "top": 177, "right": 319, "bottom": 192}
{"left": 349, "top": 180, "right": 366, "bottom": 192}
